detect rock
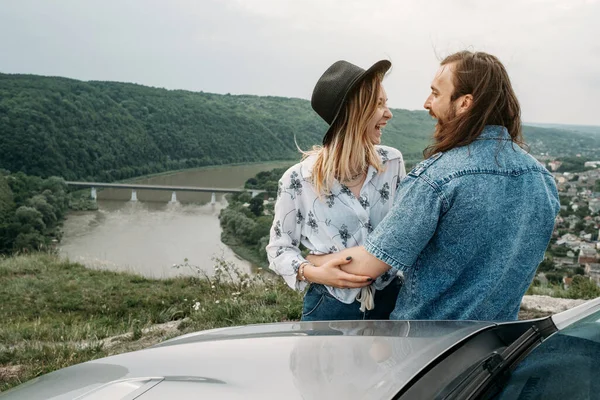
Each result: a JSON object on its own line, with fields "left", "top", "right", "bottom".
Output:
{"left": 521, "top": 295, "right": 587, "bottom": 314}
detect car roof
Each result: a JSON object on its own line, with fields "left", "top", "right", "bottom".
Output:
{"left": 2, "top": 320, "right": 496, "bottom": 400}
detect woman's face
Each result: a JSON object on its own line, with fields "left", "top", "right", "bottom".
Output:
{"left": 366, "top": 85, "right": 393, "bottom": 145}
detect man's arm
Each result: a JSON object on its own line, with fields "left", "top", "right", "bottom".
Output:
{"left": 309, "top": 174, "right": 444, "bottom": 278}
{"left": 338, "top": 246, "right": 390, "bottom": 278}
{"left": 301, "top": 256, "right": 372, "bottom": 288}
{"left": 306, "top": 249, "right": 353, "bottom": 267}
{"left": 307, "top": 246, "right": 390, "bottom": 279}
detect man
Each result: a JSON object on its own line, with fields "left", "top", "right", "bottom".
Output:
{"left": 306, "top": 51, "right": 560, "bottom": 321}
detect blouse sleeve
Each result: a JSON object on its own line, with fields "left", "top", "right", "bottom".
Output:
{"left": 266, "top": 170, "right": 308, "bottom": 291}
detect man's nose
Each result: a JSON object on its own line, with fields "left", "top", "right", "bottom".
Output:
{"left": 424, "top": 95, "right": 432, "bottom": 110}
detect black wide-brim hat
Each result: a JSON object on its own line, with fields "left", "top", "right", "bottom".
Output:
{"left": 311, "top": 59, "right": 391, "bottom": 146}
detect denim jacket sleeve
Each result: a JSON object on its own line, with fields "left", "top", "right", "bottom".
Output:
{"left": 364, "top": 174, "right": 445, "bottom": 271}
{"left": 266, "top": 171, "right": 308, "bottom": 291}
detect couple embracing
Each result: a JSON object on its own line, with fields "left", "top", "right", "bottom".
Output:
{"left": 266, "top": 51, "right": 560, "bottom": 322}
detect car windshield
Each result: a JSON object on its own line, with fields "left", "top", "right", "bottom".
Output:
{"left": 496, "top": 308, "right": 600, "bottom": 399}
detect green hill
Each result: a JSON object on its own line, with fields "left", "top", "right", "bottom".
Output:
{"left": 522, "top": 125, "right": 600, "bottom": 158}
{"left": 2, "top": 72, "right": 599, "bottom": 181}
{"left": 526, "top": 122, "right": 600, "bottom": 135}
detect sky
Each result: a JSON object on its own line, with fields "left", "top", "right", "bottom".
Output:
{"left": 1, "top": 0, "right": 599, "bottom": 126}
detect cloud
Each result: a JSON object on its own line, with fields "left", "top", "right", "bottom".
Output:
{"left": 0, "top": 0, "right": 598, "bottom": 125}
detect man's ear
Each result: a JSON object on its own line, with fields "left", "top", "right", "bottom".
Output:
{"left": 457, "top": 94, "right": 473, "bottom": 115}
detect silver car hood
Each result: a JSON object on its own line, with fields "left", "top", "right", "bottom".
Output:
{"left": 1, "top": 320, "right": 496, "bottom": 400}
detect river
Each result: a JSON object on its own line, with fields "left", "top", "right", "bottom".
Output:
{"left": 58, "top": 161, "right": 292, "bottom": 278}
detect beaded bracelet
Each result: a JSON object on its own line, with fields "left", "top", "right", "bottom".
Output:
{"left": 299, "top": 261, "right": 312, "bottom": 282}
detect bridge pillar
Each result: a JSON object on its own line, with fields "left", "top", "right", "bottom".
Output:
{"left": 90, "top": 187, "right": 97, "bottom": 200}
{"left": 170, "top": 191, "right": 177, "bottom": 203}
{"left": 131, "top": 190, "right": 138, "bottom": 202}
{"left": 211, "top": 192, "right": 216, "bottom": 205}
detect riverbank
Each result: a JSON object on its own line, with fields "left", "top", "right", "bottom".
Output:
{"left": 221, "top": 231, "right": 270, "bottom": 270}
{"left": 58, "top": 161, "right": 297, "bottom": 278}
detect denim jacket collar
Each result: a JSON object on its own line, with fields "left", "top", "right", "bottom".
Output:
{"left": 475, "top": 125, "right": 511, "bottom": 141}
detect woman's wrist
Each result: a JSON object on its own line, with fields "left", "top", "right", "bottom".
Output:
{"left": 297, "top": 261, "right": 314, "bottom": 282}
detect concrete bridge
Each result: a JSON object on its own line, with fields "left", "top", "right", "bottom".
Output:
{"left": 65, "top": 181, "right": 265, "bottom": 204}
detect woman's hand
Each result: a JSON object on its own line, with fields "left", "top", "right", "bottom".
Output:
{"left": 306, "top": 253, "right": 330, "bottom": 267}
{"left": 302, "top": 256, "right": 372, "bottom": 288}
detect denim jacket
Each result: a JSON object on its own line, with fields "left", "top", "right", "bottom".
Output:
{"left": 365, "top": 126, "right": 560, "bottom": 321}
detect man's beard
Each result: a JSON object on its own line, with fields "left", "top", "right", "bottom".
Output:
{"left": 433, "top": 106, "right": 457, "bottom": 141}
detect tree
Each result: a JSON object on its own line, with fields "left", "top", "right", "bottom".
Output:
{"left": 231, "top": 192, "right": 252, "bottom": 204}
{"left": 545, "top": 272, "right": 564, "bottom": 285}
{"left": 28, "top": 195, "right": 57, "bottom": 226}
{"left": 559, "top": 196, "right": 570, "bottom": 206}
{"left": 15, "top": 206, "right": 45, "bottom": 232}
{"left": 549, "top": 246, "right": 568, "bottom": 257}
{"left": 248, "top": 196, "right": 264, "bottom": 217}
{"left": 569, "top": 275, "right": 600, "bottom": 299}
{"left": 575, "top": 205, "right": 591, "bottom": 219}
{"left": 13, "top": 232, "right": 46, "bottom": 252}
{"left": 256, "top": 236, "right": 270, "bottom": 261}
{"left": 249, "top": 215, "right": 272, "bottom": 244}
{"left": 537, "top": 259, "right": 555, "bottom": 273}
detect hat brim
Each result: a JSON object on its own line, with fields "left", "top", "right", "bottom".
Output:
{"left": 322, "top": 59, "right": 392, "bottom": 146}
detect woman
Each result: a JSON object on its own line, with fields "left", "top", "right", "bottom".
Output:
{"left": 266, "top": 59, "right": 406, "bottom": 321}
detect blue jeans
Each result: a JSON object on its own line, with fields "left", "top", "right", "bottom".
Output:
{"left": 301, "top": 279, "right": 401, "bottom": 321}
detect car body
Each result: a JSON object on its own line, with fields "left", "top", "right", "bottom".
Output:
{"left": 3, "top": 297, "right": 600, "bottom": 399}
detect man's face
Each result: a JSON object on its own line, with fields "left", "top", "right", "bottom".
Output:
{"left": 424, "top": 63, "right": 458, "bottom": 130}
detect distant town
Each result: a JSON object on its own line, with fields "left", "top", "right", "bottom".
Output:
{"left": 537, "top": 155, "right": 600, "bottom": 289}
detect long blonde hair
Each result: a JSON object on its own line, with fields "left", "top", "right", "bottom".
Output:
{"left": 306, "top": 72, "right": 385, "bottom": 196}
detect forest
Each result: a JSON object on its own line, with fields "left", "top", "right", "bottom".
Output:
{"left": 3, "top": 73, "right": 600, "bottom": 256}
{"left": 3, "top": 72, "right": 600, "bottom": 183}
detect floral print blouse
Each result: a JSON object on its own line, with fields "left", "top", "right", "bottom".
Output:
{"left": 266, "top": 145, "right": 406, "bottom": 304}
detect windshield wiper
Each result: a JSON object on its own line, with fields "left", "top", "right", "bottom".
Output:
{"left": 441, "top": 318, "right": 557, "bottom": 400}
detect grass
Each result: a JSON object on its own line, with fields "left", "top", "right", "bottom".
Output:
{"left": 527, "top": 285, "right": 569, "bottom": 298}
{"left": 1, "top": 252, "right": 580, "bottom": 393}
{"left": 0, "top": 253, "right": 302, "bottom": 392}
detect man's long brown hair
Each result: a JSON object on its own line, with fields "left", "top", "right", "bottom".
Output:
{"left": 424, "top": 51, "right": 524, "bottom": 158}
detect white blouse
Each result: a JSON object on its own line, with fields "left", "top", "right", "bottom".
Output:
{"left": 266, "top": 145, "right": 406, "bottom": 305}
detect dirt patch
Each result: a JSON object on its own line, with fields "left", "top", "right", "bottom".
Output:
{"left": 0, "top": 365, "right": 24, "bottom": 382}
{"left": 102, "top": 319, "right": 187, "bottom": 354}
{"left": 0, "top": 319, "right": 187, "bottom": 354}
